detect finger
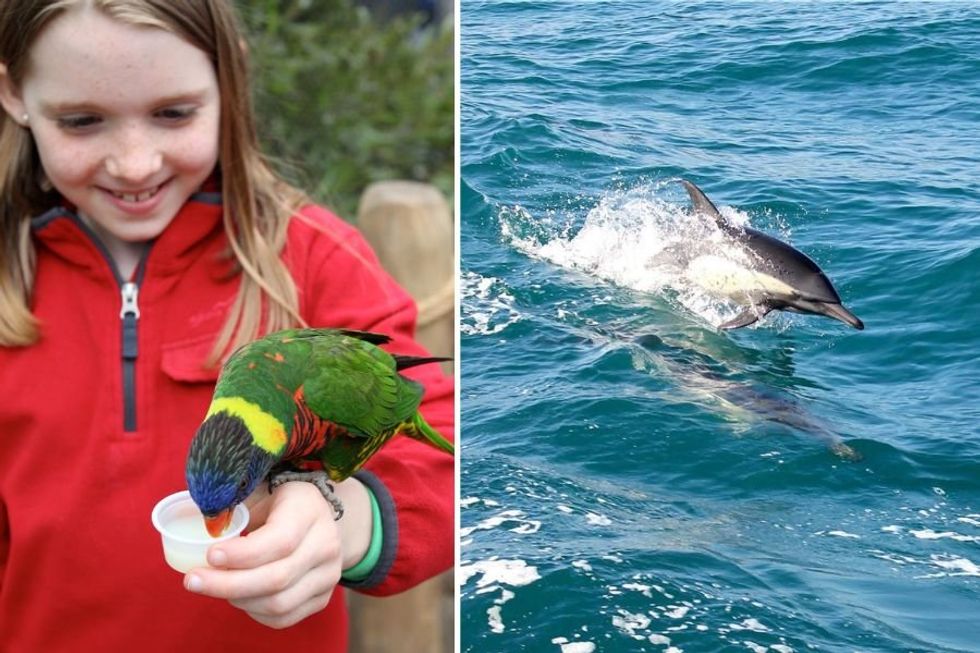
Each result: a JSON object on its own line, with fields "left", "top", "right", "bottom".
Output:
{"left": 210, "top": 487, "right": 320, "bottom": 570}
{"left": 185, "top": 513, "right": 337, "bottom": 601}
{"left": 185, "top": 558, "right": 298, "bottom": 601}
{"left": 207, "top": 520, "right": 303, "bottom": 570}
{"left": 229, "top": 563, "right": 338, "bottom": 620}
{"left": 242, "top": 588, "right": 335, "bottom": 630}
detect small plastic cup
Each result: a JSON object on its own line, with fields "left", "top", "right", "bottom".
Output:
{"left": 151, "top": 490, "right": 249, "bottom": 573}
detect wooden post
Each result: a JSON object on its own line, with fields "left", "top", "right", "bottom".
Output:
{"left": 356, "top": 180, "right": 454, "bottom": 372}
{"left": 348, "top": 180, "right": 455, "bottom": 653}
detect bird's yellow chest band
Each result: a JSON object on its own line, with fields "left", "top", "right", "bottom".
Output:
{"left": 206, "top": 397, "right": 288, "bottom": 454}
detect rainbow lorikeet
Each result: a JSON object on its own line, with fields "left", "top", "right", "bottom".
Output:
{"left": 185, "top": 328, "right": 454, "bottom": 537}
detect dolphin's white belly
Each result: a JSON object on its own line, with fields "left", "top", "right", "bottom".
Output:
{"left": 684, "top": 254, "right": 796, "bottom": 305}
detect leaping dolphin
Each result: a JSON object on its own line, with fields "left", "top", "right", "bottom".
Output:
{"left": 680, "top": 180, "right": 864, "bottom": 331}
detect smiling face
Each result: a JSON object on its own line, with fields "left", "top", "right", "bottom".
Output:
{"left": 0, "top": 5, "right": 220, "bottom": 267}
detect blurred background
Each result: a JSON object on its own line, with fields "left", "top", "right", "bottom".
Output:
{"left": 242, "top": 0, "right": 454, "bottom": 220}
{"left": 242, "top": 2, "right": 456, "bottom": 651}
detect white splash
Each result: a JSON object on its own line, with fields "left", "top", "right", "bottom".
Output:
{"left": 922, "top": 555, "right": 980, "bottom": 577}
{"left": 585, "top": 512, "right": 612, "bottom": 526}
{"left": 460, "top": 509, "right": 541, "bottom": 538}
{"left": 910, "top": 528, "right": 980, "bottom": 543}
{"left": 485, "top": 588, "right": 516, "bottom": 634}
{"left": 729, "top": 618, "right": 770, "bottom": 632}
{"left": 487, "top": 606, "right": 504, "bottom": 634}
{"left": 612, "top": 610, "right": 652, "bottom": 639}
{"left": 462, "top": 559, "right": 541, "bottom": 635}
{"left": 665, "top": 606, "right": 690, "bottom": 619}
{"left": 511, "top": 520, "right": 542, "bottom": 534}
{"left": 572, "top": 560, "right": 593, "bottom": 572}
{"left": 622, "top": 582, "right": 654, "bottom": 598}
{"left": 496, "top": 182, "right": 777, "bottom": 329}
{"left": 460, "top": 270, "right": 522, "bottom": 335}
{"left": 459, "top": 558, "right": 541, "bottom": 589}
{"left": 554, "top": 641, "right": 596, "bottom": 653}
{"left": 870, "top": 550, "right": 919, "bottom": 566}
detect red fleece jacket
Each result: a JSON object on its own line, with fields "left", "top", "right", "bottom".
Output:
{"left": 0, "top": 193, "right": 455, "bottom": 652}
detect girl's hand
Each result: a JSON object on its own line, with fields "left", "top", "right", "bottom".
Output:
{"left": 183, "top": 477, "right": 371, "bottom": 629}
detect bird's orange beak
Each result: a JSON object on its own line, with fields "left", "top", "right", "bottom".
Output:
{"left": 203, "top": 509, "right": 233, "bottom": 538}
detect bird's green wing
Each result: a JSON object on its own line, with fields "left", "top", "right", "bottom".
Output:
{"left": 302, "top": 335, "right": 423, "bottom": 438}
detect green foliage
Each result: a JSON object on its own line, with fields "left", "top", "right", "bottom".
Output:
{"left": 241, "top": 0, "right": 454, "bottom": 220}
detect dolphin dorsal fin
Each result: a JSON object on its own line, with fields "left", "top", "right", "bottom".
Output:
{"left": 681, "top": 180, "right": 725, "bottom": 222}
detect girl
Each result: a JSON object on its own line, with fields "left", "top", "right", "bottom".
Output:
{"left": 0, "top": 1, "right": 454, "bottom": 651}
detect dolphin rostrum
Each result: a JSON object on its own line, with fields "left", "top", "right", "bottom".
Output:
{"left": 680, "top": 180, "right": 864, "bottom": 331}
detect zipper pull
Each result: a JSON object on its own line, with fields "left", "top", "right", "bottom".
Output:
{"left": 120, "top": 282, "right": 141, "bottom": 319}
{"left": 120, "top": 281, "right": 139, "bottom": 362}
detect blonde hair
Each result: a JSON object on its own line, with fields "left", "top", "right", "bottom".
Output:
{"left": 0, "top": 0, "right": 307, "bottom": 363}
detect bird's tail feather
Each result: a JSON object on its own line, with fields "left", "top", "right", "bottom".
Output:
{"left": 393, "top": 355, "right": 453, "bottom": 371}
{"left": 404, "top": 413, "right": 455, "bottom": 455}
{"left": 338, "top": 329, "right": 392, "bottom": 346}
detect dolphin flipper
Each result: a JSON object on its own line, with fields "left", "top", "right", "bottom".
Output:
{"left": 719, "top": 306, "right": 769, "bottom": 330}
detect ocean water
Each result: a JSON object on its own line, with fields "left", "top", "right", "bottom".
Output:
{"left": 459, "top": 2, "right": 980, "bottom": 652}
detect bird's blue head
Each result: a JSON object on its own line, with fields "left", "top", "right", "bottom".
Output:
{"left": 185, "top": 412, "right": 275, "bottom": 536}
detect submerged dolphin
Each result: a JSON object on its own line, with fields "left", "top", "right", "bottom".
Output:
{"left": 634, "top": 333, "right": 860, "bottom": 460}
{"left": 680, "top": 180, "right": 864, "bottom": 330}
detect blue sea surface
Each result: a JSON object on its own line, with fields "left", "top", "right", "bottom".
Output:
{"left": 459, "top": 2, "right": 980, "bottom": 652}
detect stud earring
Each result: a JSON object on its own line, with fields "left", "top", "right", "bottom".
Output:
{"left": 22, "top": 113, "right": 29, "bottom": 124}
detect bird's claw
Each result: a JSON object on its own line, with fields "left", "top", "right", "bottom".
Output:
{"left": 268, "top": 470, "right": 345, "bottom": 520}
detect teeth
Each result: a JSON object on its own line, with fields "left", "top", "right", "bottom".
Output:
{"left": 113, "top": 185, "right": 160, "bottom": 203}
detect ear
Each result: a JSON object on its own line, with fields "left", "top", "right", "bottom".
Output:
{"left": 0, "top": 63, "right": 29, "bottom": 127}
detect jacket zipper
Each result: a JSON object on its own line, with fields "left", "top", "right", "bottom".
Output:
{"left": 51, "top": 210, "right": 149, "bottom": 433}
{"left": 120, "top": 280, "right": 141, "bottom": 432}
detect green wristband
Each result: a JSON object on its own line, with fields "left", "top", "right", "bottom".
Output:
{"left": 340, "top": 487, "right": 383, "bottom": 581}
